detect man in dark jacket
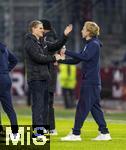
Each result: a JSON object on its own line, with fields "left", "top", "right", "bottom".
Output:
{"left": 41, "top": 19, "right": 58, "bottom": 135}
{"left": 0, "top": 42, "right": 19, "bottom": 141}
{"left": 24, "top": 20, "right": 72, "bottom": 139}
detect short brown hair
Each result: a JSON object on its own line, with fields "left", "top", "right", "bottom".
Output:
{"left": 84, "top": 21, "right": 100, "bottom": 37}
{"left": 28, "top": 20, "right": 42, "bottom": 32}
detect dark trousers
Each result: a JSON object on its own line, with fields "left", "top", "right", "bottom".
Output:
{"left": 73, "top": 84, "right": 109, "bottom": 135}
{"left": 62, "top": 88, "right": 75, "bottom": 109}
{"left": 28, "top": 80, "right": 49, "bottom": 126}
{"left": 48, "top": 92, "right": 55, "bottom": 130}
{"left": 0, "top": 74, "right": 18, "bottom": 133}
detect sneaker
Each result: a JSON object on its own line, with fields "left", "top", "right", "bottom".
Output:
{"left": 43, "top": 129, "right": 49, "bottom": 135}
{"left": 10, "top": 133, "right": 20, "bottom": 142}
{"left": 50, "top": 129, "right": 58, "bottom": 136}
{"left": 61, "top": 133, "right": 82, "bottom": 141}
{"left": 92, "top": 133, "right": 112, "bottom": 141}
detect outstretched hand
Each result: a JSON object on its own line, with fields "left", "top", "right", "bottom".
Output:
{"left": 60, "top": 46, "right": 66, "bottom": 56}
{"left": 64, "top": 24, "right": 73, "bottom": 36}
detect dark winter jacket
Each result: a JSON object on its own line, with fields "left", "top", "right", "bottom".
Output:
{"left": 24, "top": 33, "right": 67, "bottom": 82}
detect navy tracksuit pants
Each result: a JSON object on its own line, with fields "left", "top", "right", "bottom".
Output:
{"left": 0, "top": 74, "right": 18, "bottom": 133}
{"left": 73, "top": 83, "right": 109, "bottom": 135}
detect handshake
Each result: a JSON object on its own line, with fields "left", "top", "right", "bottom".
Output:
{"left": 53, "top": 24, "right": 73, "bottom": 61}
{"left": 54, "top": 46, "right": 66, "bottom": 61}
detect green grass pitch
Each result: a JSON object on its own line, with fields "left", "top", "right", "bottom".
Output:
{"left": 1, "top": 105, "right": 126, "bottom": 150}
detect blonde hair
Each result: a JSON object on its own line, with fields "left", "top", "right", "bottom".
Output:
{"left": 28, "top": 20, "right": 42, "bottom": 32}
{"left": 84, "top": 21, "right": 100, "bottom": 37}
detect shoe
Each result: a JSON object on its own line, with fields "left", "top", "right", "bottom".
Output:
{"left": 43, "top": 129, "right": 49, "bottom": 135}
{"left": 92, "top": 133, "right": 112, "bottom": 141}
{"left": 10, "top": 133, "right": 20, "bottom": 142}
{"left": 32, "top": 128, "right": 49, "bottom": 137}
{"left": 50, "top": 129, "right": 58, "bottom": 136}
{"left": 61, "top": 133, "right": 82, "bottom": 141}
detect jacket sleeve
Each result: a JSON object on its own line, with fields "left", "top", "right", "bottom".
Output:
{"left": 25, "top": 39, "right": 56, "bottom": 64}
{"left": 45, "top": 34, "right": 57, "bottom": 43}
{"left": 46, "top": 34, "right": 68, "bottom": 52}
{"left": 58, "top": 58, "right": 80, "bottom": 64}
{"left": 65, "top": 43, "right": 98, "bottom": 61}
{"left": 8, "top": 50, "right": 18, "bottom": 71}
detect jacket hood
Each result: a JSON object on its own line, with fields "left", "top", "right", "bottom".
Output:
{"left": 86, "top": 37, "right": 103, "bottom": 47}
{"left": 96, "top": 38, "right": 103, "bottom": 47}
{"left": 0, "top": 42, "right": 6, "bottom": 53}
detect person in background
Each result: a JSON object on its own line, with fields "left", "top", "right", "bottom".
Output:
{"left": 41, "top": 19, "right": 58, "bottom": 135}
{"left": 59, "top": 63, "right": 77, "bottom": 109}
{"left": 60, "top": 21, "right": 112, "bottom": 141}
{"left": 0, "top": 42, "right": 19, "bottom": 141}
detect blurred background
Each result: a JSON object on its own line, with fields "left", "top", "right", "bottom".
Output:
{"left": 0, "top": 0, "right": 126, "bottom": 112}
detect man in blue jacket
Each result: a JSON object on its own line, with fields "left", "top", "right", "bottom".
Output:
{"left": 0, "top": 42, "right": 19, "bottom": 141}
{"left": 60, "top": 21, "right": 112, "bottom": 141}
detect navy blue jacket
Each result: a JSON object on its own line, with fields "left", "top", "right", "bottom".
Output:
{"left": 63, "top": 37, "right": 102, "bottom": 85}
{"left": 0, "top": 42, "right": 18, "bottom": 74}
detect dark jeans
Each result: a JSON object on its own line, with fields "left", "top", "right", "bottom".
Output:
{"left": 48, "top": 92, "right": 55, "bottom": 130}
{"left": 28, "top": 80, "right": 49, "bottom": 127}
{"left": 73, "top": 85, "right": 109, "bottom": 135}
{"left": 0, "top": 74, "right": 18, "bottom": 133}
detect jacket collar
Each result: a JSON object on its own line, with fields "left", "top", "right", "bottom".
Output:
{"left": 86, "top": 36, "right": 97, "bottom": 43}
{"left": 25, "top": 33, "right": 39, "bottom": 42}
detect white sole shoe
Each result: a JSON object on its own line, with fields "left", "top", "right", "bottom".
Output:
{"left": 61, "top": 133, "right": 82, "bottom": 141}
{"left": 92, "top": 133, "right": 112, "bottom": 141}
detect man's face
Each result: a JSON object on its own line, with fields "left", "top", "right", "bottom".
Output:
{"left": 32, "top": 24, "right": 44, "bottom": 38}
{"left": 81, "top": 25, "right": 89, "bottom": 38}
